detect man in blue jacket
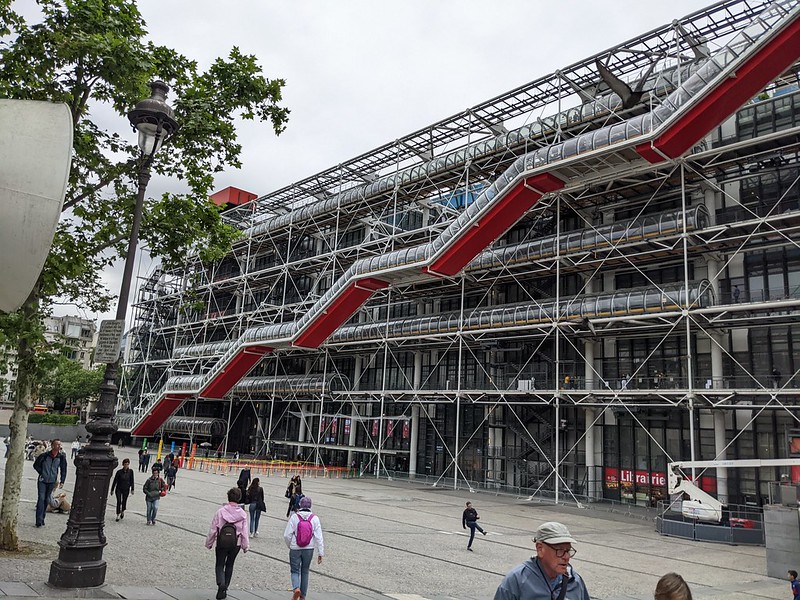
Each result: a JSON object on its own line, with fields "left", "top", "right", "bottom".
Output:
{"left": 494, "top": 521, "right": 590, "bottom": 600}
{"left": 33, "top": 439, "right": 67, "bottom": 527}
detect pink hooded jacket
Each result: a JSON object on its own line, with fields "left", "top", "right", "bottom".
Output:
{"left": 205, "top": 502, "right": 250, "bottom": 552}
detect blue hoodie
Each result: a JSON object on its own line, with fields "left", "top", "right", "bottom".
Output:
{"left": 494, "top": 557, "right": 590, "bottom": 600}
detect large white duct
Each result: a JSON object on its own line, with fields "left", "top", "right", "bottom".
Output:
{"left": 0, "top": 100, "right": 72, "bottom": 312}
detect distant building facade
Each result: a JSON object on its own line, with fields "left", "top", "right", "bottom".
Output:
{"left": 44, "top": 315, "right": 97, "bottom": 369}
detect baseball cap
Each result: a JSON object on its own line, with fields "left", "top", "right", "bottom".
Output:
{"left": 534, "top": 521, "right": 576, "bottom": 544}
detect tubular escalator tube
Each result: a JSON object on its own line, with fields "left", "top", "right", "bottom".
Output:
{"left": 155, "top": 4, "right": 784, "bottom": 414}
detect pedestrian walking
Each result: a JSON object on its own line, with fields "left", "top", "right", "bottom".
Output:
{"left": 110, "top": 458, "right": 135, "bottom": 521}
{"left": 285, "top": 475, "right": 303, "bottom": 517}
{"left": 205, "top": 487, "right": 249, "bottom": 600}
{"left": 142, "top": 448, "right": 151, "bottom": 472}
{"left": 733, "top": 284, "right": 741, "bottom": 303}
{"left": 247, "top": 478, "right": 266, "bottom": 537}
{"left": 142, "top": 465, "right": 166, "bottom": 525}
{"left": 494, "top": 521, "right": 590, "bottom": 600}
{"left": 33, "top": 439, "right": 67, "bottom": 528}
{"left": 283, "top": 496, "right": 324, "bottom": 600}
{"left": 789, "top": 570, "right": 799, "bottom": 600}
{"left": 70, "top": 436, "right": 81, "bottom": 459}
{"left": 4, "top": 435, "right": 10, "bottom": 458}
{"left": 655, "top": 572, "right": 693, "bottom": 600}
{"left": 165, "top": 461, "right": 178, "bottom": 493}
{"left": 236, "top": 468, "right": 251, "bottom": 506}
{"left": 462, "top": 501, "right": 487, "bottom": 551}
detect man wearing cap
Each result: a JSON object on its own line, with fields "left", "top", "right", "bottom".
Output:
{"left": 494, "top": 521, "right": 590, "bottom": 600}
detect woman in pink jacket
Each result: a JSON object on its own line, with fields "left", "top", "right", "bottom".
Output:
{"left": 206, "top": 488, "right": 250, "bottom": 600}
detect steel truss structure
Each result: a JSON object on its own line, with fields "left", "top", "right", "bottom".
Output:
{"left": 119, "top": 0, "right": 800, "bottom": 507}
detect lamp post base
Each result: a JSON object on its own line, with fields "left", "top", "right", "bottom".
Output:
{"left": 48, "top": 406, "right": 118, "bottom": 589}
{"left": 49, "top": 557, "right": 107, "bottom": 589}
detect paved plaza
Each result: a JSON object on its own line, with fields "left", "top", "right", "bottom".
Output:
{"left": 0, "top": 447, "right": 792, "bottom": 600}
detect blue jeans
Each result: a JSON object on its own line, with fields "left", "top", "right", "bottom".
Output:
{"left": 36, "top": 480, "right": 56, "bottom": 526}
{"left": 146, "top": 498, "right": 159, "bottom": 523}
{"left": 249, "top": 502, "right": 261, "bottom": 534}
{"left": 289, "top": 548, "right": 314, "bottom": 597}
{"left": 466, "top": 521, "right": 485, "bottom": 548}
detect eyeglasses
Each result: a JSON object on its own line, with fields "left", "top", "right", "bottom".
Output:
{"left": 543, "top": 542, "right": 577, "bottom": 558}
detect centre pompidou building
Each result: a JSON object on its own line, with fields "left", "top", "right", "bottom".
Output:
{"left": 118, "top": 0, "right": 800, "bottom": 507}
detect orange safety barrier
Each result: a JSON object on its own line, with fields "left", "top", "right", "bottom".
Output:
{"left": 182, "top": 458, "right": 357, "bottom": 479}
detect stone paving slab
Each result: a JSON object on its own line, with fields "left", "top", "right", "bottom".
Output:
{"left": 244, "top": 591, "right": 296, "bottom": 600}
{"left": 113, "top": 586, "right": 174, "bottom": 600}
{"left": 342, "top": 593, "right": 393, "bottom": 600}
{"left": 1, "top": 447, "right": 792, "bottom": 600}
{"left": 154, "top": 588, "right": 216, "bottom": 600}
{"left": 226, "top": 591, "right": 269, "bottom": 600}
{"left": 0, "top": 583, "right": 38, "bottom": 597}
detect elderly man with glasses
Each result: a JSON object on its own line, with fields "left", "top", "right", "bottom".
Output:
{"left": 494, "top": 521, "right": 590, "bottom": 600}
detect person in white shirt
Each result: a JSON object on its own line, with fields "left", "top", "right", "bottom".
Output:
{"left": 283, "top": 495, "right": 324, "bottom": 600}
{"left": 71, "top": 437, "right": 81, "bottom": 459}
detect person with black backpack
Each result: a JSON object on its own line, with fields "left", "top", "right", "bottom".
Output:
{"left": 206, "top": 487, "right": 250, "bottom": 600}
{"left": 283, "top": 495, "right": 324, "bottom": 600}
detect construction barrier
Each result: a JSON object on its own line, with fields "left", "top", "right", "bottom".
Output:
{"left": 185, "top": 457, "right": 359, "bottom": 479}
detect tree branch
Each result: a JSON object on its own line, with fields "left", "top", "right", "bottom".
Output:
{"left": 62, "top": 160, "right": 136, "bottom": 212}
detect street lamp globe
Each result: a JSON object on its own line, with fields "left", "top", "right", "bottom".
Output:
{"left": 127, "top": 80, "right": 178, "bottom": 157}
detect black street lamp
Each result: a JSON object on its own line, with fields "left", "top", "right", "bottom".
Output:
{"left": 49, "top": 81, "right": 178, "bottom": 588}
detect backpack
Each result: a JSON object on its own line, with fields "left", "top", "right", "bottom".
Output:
{"left": 295, "top": 512, "right": 315, "bottom": 547}
{"left": 217, "top": 522, "right": 238, "bottom": 549}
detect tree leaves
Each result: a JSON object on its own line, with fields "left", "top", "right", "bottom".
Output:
{"left": 0, "top": 0, "right": 288, "bottom": 315}
{"left": 0, "top": 0, "right": 289, "bottom": 549}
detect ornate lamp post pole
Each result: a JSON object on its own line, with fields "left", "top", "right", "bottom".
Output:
{"left": 49, "top": 81, "right": 178, "bottom": 588}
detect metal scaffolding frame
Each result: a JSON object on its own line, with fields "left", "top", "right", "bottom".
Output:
{"left": 119, "top": 0, "right": 800, "bottom": 506}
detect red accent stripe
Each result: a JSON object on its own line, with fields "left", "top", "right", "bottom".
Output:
{"left": 426, "top": 173, "right": 565, "bottom": 277}
{"left": 293, "top": 277, "right": 389, "bottom": 348}
{"left": 637, "top": 17, "right": 800, "bottom": 162}
{"left": 131, "top": 394, "right": 189, "bottom": 436}
{"left": 202, "top": 345, "right": 273, "bottom": 399}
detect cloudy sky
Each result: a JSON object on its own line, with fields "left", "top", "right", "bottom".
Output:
{"left": 48, "top": 0, "right": 715, "bottom": 324}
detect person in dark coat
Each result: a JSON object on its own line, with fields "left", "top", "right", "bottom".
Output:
{"left": 33, "top": 439, "right": 67, "bottom": 527}
{"left": 462, "top": 501, "right": 487, "bottom": 551}
{"left": 110, "top": 458, "right": 135, "bottom": 521}
{"left": 236, "top": 468, "right": 251, "bottom": 506}
{"left": 285, "top": 475, "right": 302, "bottom": 517}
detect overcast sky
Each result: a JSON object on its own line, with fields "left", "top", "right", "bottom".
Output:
{"left": 47, "top": 0, "right": 715, "bottom": 324}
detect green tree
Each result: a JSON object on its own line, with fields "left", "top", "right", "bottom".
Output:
{"left": 0, "top": 0, "right": 288, "bottom": 550}
{"left": 39, "top": 354, "right": 104, "bottom": 412}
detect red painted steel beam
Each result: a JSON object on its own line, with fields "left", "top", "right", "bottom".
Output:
{"left": 637, "top": 17, "right": 800, "bottom": 163}
{"left": 201, "top": 345, "right": 273, "bottom": 399}
{"left": 293, "top": 277, "right": 389, "bottom": 348}
{"left": 424, "top": 172, "right": 565, "bottom": 277}
{"left": 131, "top": 394, "right": 190, "bottom": 436}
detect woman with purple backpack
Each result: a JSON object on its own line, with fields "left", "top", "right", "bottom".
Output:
{"left": 283, "top": 495, "right": 324, "bottom": 600}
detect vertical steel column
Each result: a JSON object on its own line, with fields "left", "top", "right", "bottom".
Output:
{"left": 409, "top": 351, "right": 422, "bottom": 478}
{"left": 680, "top": 163, "right": 698, "bottom": 478}
{"left": 316, "top": 351, "right": 329, "bottom": 466}
{"left": 554, "top": 195, "right": 562, "bottom": 504}
{"left": 585, "top": 407, "right": 596, "bottom": 500}
{"left": 454, "top": 275, "right": 466, "bottom": 490}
